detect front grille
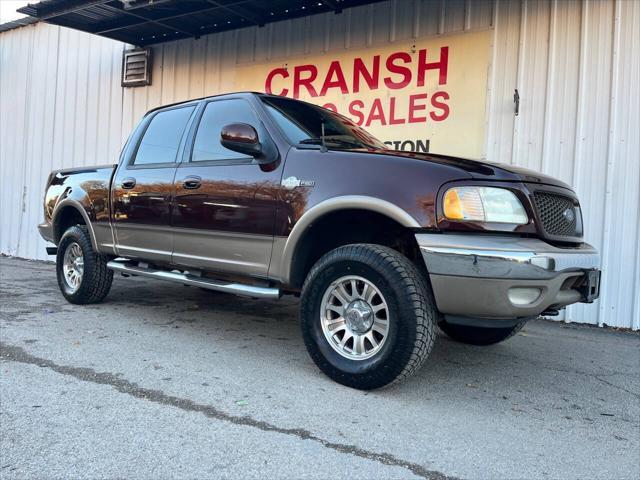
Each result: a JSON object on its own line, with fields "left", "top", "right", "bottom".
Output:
{"left": 534, "top": 192, "right": 579, "bottom": 237}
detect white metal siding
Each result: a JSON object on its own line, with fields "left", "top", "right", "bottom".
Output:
{"left": 1, "top": 0, "right": 638, "bottom": 329}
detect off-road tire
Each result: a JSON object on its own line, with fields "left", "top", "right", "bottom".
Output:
{"left": 300, "top": 244, "right": 438, "bottom": 390}
{"left": 56, "top": 225, "right": 113, "bottom": 304}
{"left": 438, "top": 320, "right": 527, "bottom": 346}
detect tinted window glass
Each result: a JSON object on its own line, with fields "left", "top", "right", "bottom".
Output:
{"left": 192, "top": 99, "right": 258, "bottom": 162}
{"left": 133, "top": 106, "right": 194, "bottom": 165}
{"left": 261, "top": 96, "right": 387, "bottom": 150}
{"left": 264, "top": 105, "right": 310, "bottom": 143}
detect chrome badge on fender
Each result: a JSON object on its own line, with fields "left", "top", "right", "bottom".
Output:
{"left": 281, "top": 176, "right": 315, "bottom": 189}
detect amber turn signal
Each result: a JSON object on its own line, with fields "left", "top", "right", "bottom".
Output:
{"left": 443, "top": 189, "right": 464, "bottom": 220}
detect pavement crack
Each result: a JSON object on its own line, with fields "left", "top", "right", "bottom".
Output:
{"left": 487, "top": 350, "right": 638, "bottom": 392}
{"left": 0, "top": 342, "right": 456, "bottom": 480}
{"left": 594, "top": 375, "right": 640, "bottom": 399}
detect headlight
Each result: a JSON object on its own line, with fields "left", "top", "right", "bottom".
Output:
{"left": 443, "top": 186, "right": 528, "bottom": 224}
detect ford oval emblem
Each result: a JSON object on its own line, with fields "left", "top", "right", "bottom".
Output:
{"left": 563, "top": 208, "right": 575, "bottom": 223}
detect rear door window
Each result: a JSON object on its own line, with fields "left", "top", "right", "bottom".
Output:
{"left": 133, "top": 106, "right": 195, "bottom": 166}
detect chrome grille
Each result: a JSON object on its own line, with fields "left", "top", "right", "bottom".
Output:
{"left": 534, "top": 192, "right": 579, "bottom": 237}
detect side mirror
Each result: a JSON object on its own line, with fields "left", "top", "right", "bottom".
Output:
{"left": 221, "top": 123, "right": 263, "bottom": 158}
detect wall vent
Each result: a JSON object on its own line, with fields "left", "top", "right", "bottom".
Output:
{"left": 122, "top": 48, "right": 152, "bottom": 87}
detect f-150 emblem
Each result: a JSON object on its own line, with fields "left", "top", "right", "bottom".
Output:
{"left": 281, "top": 176, "right": 315, "bottom": 189}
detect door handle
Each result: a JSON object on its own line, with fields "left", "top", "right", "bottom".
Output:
{"left": 121, "top": 177, "right": 136, "bottom": 189}
{"left": 182, "top": 176, "right": 202, "bottom": 189}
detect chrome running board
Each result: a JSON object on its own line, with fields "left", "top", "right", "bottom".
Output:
{"left": 107, "top": 260, "right": 280, "bottom": 299}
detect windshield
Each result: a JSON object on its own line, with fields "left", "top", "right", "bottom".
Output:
{"left": 261, "top": 96, "right": 387, "bottom": 150}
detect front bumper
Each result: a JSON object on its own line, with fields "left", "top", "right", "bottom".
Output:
{"left": 416, "top": 233, "right": 600, "bottom": 320}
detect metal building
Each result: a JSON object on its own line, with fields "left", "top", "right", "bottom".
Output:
{"left": 1, "top": 0, "right": 638, "bottom": 329}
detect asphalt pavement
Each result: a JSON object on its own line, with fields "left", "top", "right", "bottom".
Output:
{"left": 1, "top": 256, "right": 638, "bottom": 479}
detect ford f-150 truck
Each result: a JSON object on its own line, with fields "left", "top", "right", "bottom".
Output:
{"left": 39, "top": 92, "right": 601, "bottom": 389}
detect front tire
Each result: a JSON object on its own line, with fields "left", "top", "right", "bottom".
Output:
{"left": 438, "top": 320, "right": 527, "bottom": 346}
{"left": 300, "top": 244, "right": 437, "bottom": 390}
{"left": 56, "top": 225, "right": 113, "bottom": 304}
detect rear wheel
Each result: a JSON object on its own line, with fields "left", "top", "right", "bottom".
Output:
{"left": 438, "top": 320, "right": 527, "bottom": 346}
{"left": 56, "top": 225, "right": 113, "bottom": 304}
{"left": 300, "top": 244, "right": 437, "bottom": 390}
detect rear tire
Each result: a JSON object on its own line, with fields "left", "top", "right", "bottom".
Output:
{"left": 300, "top": 244, "right": 437, "bottom": 390}
{"left": 438, "top": 320, "right": 526, "bottom": 346}
{"left": 56, "top": 225, "right": 113, "bottom": 304}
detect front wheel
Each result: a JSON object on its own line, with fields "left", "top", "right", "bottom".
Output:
{"left": 300, "top": 244, "right": 438, "bottom": 390}
{"left": 438, "top": 320, "right": 527, "bottom": 346}
{"left": 56, "top": 225, "right": 113, "bottom": 304}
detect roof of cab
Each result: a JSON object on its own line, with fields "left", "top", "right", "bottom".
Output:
{"left": 145, "top": 91, "right": 264, "bottom": 116}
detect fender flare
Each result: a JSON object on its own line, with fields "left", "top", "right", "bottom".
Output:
{"left": 52, "top": 198, "right": 99, "bottom": 251}
{"left": 277, "top": 195, "right": 421, "bottom": 285}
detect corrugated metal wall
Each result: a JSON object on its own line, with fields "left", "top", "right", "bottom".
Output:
{"left": 1, "top": 0, "right": 638, "bottom": 329}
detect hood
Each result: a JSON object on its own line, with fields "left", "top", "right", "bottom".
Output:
{"left": 369, "top": 150, "right": 573, "bottom": 190}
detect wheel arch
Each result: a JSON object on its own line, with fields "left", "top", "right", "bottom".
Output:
{"left": 52, "top": 200, "right": 98, "bottom": 251}
{"left": 275, "top": 196, "right": 421, "bottom": 288}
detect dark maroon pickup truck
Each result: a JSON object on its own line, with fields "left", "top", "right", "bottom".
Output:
{"left": 39, "top": 92, "right": 601, "bottom": 389}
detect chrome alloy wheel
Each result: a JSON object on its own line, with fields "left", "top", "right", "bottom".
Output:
{"left": 62, "top": 242, "right": 84, "bottom": 294}
{"left": 320, "top": 275, "right": 390, "bottom": 360}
